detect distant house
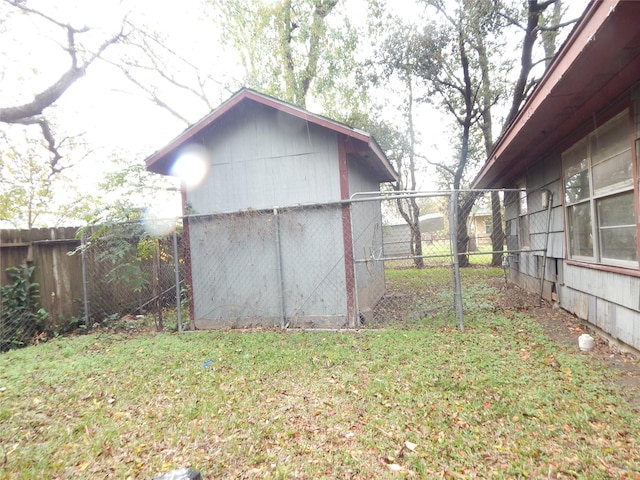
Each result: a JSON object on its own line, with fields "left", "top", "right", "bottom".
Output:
{"left": 467, "top": 208, "right": 493, "bottom": 250}
{"left": 473, "top": 1, "right": 640, "bottom": 351}
{"left": 382, "top": 213, "right": 444, "bottom": 257}
{"left": 146, "top": 88, "right": 397, "bottom": 328}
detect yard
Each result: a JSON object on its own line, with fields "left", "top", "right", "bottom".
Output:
{"left": 1, "top": 268, "right": 639, "bottom": 479}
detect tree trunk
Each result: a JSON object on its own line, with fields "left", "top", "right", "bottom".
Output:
{"left": 490, "top": 191, "right": 505, "bottom": 266}
{"left": 409, "top": 198, "right": 424, "bottom": 269}
{"left": 455, "top": 193, "right": 476, "bottom": 268}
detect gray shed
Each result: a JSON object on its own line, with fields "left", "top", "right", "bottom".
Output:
{"left": 383, "top": 213, "right": 445, "bottom": 257}
{"left": 146, "top": 88, "right": 397, "bottom": 328}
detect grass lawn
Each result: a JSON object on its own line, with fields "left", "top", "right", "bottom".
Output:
{"left": 1, "top": 269, "right": 639, "bottom": 479}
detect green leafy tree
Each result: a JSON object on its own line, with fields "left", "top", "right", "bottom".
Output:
{"left": 372, "top": 0, "right": 578, "bottom": 266}
{"left": 78, "top": 203, "right": 176, "bottom": 331}
{"left": 0, "top": 130, "right": 94, "bottom": 228}
{"left": 214, "top": 0, "right": 358, "bottom": 109}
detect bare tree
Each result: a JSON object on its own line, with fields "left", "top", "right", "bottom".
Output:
{"left": 103, "top": 26, "right": 236, "bottom": 126}
{"left": 501, "top": 0, "right": 578, "bottom": 128}
{"left": 0, "top": 0, "right": 126, "bottom": 165}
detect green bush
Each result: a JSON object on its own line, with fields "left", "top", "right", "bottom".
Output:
{"left": 0, "top": 264, "right": 49, "bottom": 351}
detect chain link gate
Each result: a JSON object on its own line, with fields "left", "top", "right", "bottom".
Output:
{"left": 349, "top": 188, "right": 553, "bottom": 328}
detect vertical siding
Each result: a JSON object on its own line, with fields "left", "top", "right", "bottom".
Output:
{"left": 187, "top": 102, "right": 341, "bottom": 214}
{"left": 188, "top": 208, "right": 349, "bottom": 329}
{"left": 180, "top": 102, "right": 390, "bottom": 328}
{"left": 0, "top": 228, "right": 82, "bottom": 326}
{"left": 188, "top": 213, "right": 281, "bottom": 328}
{"left": 279, "top": 207, "right": 348, "bottom": 327}
{"left": 347, "top": 155, "right": 386, "bottom": 313}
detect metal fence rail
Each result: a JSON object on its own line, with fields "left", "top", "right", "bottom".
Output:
{"left": 350, "top": 189, "right": 552, "bottom": 329}
{"left": 0, "top": 189, "right": 552, "bottom": 349}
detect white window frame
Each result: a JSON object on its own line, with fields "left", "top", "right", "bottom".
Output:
{"left": 562, "top": 109, "right": 637, "bottom": 268}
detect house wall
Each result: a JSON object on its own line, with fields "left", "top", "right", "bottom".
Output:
{"left": 187, "top": 102, "right": 341, "bottom": 214}
{"left": 468, "top": 214, "right": 492, "bottom": 248}
{"left": 505, "top": 86, "right": 640, "bottom": 351}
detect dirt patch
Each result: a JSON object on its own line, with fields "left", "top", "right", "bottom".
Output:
{"left": 492, "top": 279, "right": 640, "bottom": 403}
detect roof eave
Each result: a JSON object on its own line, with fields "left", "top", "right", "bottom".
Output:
{"left": 472, "top": 0, "right": 630, "bottom": 189}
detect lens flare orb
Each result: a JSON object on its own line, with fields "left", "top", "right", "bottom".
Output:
{"left": 170, "top": 145, "right": 209, "bottom": 189}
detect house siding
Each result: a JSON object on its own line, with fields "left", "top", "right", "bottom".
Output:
{"left": 505, "top": 86, "right": 640, "bottom": 351}
{"left": 504, "top": 151, "right": 565, "bottom": 301}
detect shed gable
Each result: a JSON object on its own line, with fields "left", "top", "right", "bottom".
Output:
{"left": 187, "top": 101, "right": 341, "bottom": 214}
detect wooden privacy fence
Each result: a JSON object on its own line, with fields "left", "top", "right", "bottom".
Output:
{"left": 0, "top": 227, "right": 82, "bottom": 330}
{"left": 0, "top": 226, "right": 180, "bottom": 334}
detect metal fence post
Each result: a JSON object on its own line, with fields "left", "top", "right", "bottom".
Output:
{"left": 450, "top": 190, "right": 464, "bottom": 330}
{"left": 173, "top": 229, "right": 182, "bottom": 332}
{"left": 538, "top": 189, "right": 554, "bottom": 307}
{"left": 273, "top": 208, "right": 286, "bottom": 329}
{"left": 80, "top": 232, "right": 90, "bottom": 328}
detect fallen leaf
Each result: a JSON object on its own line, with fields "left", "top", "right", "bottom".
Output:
{"left": 404, "top": 441, "right": 417, "bottom": 451}
{"left": 387, "top": 464, "right": 403, "bottom": 472}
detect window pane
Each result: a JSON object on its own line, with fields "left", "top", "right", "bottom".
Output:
{"left": 567, "top": 202, "right": 593, "bottom": 258}
{"left": 600, "top": 227, "right": 637, "bottom": 261}
{"left": 597, "top": 192, "right": 635, "bottom": 227}
{"left": 592, "top": 150, "right": 633, "bottom": 194}
{"left": 563, "top": 138, "right": 588, "bottom": 177}
{"left": 590, "top": 111, "right": 630, "bottom": 165}
{"left": 565, "top": 170, "right": 590, "bottom": 204}
{"left": 597, "top": 192, "right": 637, "bottom": 262}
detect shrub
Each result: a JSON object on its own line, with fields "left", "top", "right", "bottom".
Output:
{"left": 0, "top": 264, "right": 49, "bottom": 351}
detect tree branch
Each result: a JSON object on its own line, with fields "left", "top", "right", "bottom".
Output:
{"left": 0, "top": 3, "right": 125, "bottom": 125}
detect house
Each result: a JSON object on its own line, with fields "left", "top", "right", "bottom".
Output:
{"left": 467, "top": 208, "right": 493, "bottom": 250}
{"left": 473, "top": 0, "right": 640, "bottom": 351}
{"left": 146, "top": 88, "right": 397, "bottom": 329}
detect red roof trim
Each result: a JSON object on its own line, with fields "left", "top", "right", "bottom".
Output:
{"left": 473, "top": 0, "right": 629, "bottom": 188}
{"left": 145, "top": 88, "right": 397, "bottom": 182}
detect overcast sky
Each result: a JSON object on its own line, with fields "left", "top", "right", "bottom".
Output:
{"left": 0, "top": 0, "right": 590, "bottom": 227}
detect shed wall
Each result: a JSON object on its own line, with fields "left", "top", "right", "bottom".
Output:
{"left": 187, "top": 207, "right": 348, "bottom": 329}
{"left": 187, "top": 102, "right": 341, "bottom": 214}
{"left": 179, "top": 100, "right": 391, "bottom": 329}
{"left": 348, "top": 155, "right": 386, "bottom": 313}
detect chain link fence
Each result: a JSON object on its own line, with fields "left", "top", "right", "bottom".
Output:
{"left": 352, "top": 189, "right": 552, "bottom": 329}
{"left": 1, "top": 189, "right": 552, "bottom": 349}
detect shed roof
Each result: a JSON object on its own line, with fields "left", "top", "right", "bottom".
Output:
{"left": 145, "top": 88, "right": 398, "bottom": 183}
{"left": 473, "top": 0, "right": 640, "bottom": 188}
